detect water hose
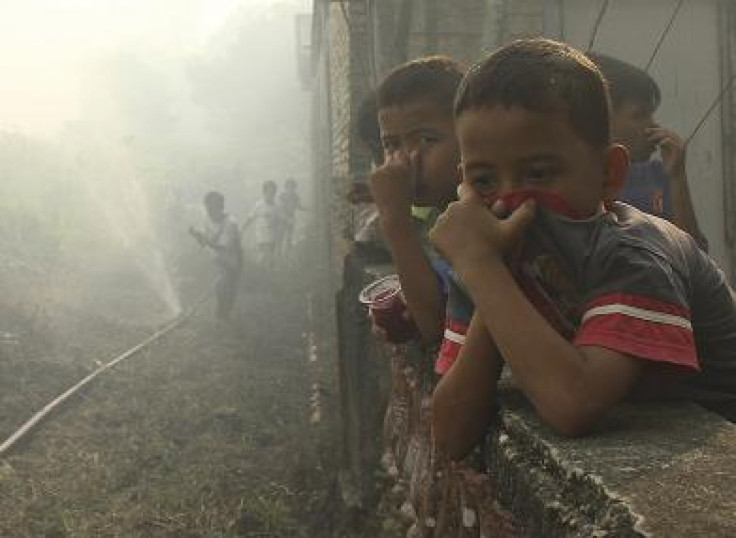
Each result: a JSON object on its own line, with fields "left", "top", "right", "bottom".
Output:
{"left": 0, "top": 288, "right": 211, "bottom": 457}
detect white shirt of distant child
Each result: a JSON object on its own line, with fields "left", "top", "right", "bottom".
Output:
{"left": 247, "top": 200, "right": 281, "bottom": 246}
{"left": 205, "top": 214, "right": 242, "bottom": 271}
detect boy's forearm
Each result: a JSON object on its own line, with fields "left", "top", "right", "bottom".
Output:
{"left": 455, "top": 255, "right": 639, "bottom": 435}
{"left": 432, "top": 315, "right": 502, "bottom": 460}
{"left": 458, "top": 257, "right": 579, "bottom": 395}
{"left": 381, "top": 214, "right": 445, "bottom": 344}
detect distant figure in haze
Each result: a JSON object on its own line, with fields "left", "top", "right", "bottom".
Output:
{"left": 242, "top": 180, "right": 282, "bottom": 268}
{"left": 277, "top": 178, "right": 304, "bottom": 255}
{"left": 189, "top": 191, "right": 243, "bottom": 320}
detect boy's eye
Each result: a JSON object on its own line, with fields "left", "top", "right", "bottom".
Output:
{"left": 419, "top": 134, "right": 438, "bottom": 145}
{"left": 468, "top": 174, "right": 497, "bottom": 193}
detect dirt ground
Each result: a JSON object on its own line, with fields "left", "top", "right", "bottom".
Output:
{"left": 0, "top": 252, "right": 389, "bottom": 537}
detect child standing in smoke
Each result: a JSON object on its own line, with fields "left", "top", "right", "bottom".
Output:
{"left": 189, "top": 191, "right": 243, "bottom": 321}
{"left": 242, "top": 180, "right": 282, "bottom": 269}
{"left": 277, "top": 178, "right": 304, "bottom": 256}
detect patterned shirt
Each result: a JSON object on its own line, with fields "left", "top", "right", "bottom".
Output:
{"left": 435, "top": 193, "right": 736, "bottom": 405}
{"left": 515, "top": 201, "right": 736, "bottom": 404}
{"left": 434, "top": 261, "right": 473, "bottom": 375}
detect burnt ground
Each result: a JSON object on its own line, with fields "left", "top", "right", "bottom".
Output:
{"left": 0, "top": 254, "right": 391, "bottom": 537}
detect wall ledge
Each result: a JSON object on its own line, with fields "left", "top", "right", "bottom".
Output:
{"left": 491, "top": 390, "right": 736, "bottom": 537}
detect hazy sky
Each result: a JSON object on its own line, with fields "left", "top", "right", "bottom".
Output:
{"left": 0, "top": 0, "right": 304, "bottom": 136}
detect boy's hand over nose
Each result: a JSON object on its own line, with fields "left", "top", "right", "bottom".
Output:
{"left": 646, "top": 127, "right": 687, "bottom": 179}
{"left": 429, "top": 184, "right": 536, "bottom": 268}
{"left": 369, "top": 150, "right": 416, "bottom": 220}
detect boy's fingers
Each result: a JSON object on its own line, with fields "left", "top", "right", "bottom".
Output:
{"left": 646, "top": 126, "right": 681, "bottom": 138}
{"left": 503, "top": 200, "right": 536, "bottom": 236}
{"left": 382, "top": 150, "right": 399, "bottom": 167}
{"left": 650, "top": 132, "right": 676, "bottom": 147}
{"left": 457, "top": 181, "right": 481, "bottom": 202}
{"left": 407, "top": 150, "right": 421, "bottom": 194}
{"left": 391, "top": 149, "right": 410, "bottom": 166}
{"left": 490, "top": 198, "right": 509, "bottom": 218}
{"left": 380, "top": 150, "right": 413, "bottom": 179}
{"left": 410, "top": 149, "right": 422, "bottom": 185}
{"left": 647, "top": 128, "right": 685, "bottom": 147}
{"left": 458, "top": 185, "right": 491, "bottom": 217}
{"left": 453, "top": 166, "right": 462, "bottom": 191}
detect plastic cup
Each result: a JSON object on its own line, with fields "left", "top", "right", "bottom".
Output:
{"left": 359, "top": 274, "right": 415, "bottom": 344}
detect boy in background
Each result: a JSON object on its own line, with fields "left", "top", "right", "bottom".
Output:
{"left": 242, "top": 180, "right": 282, "bottom": 269}
{"left": 369, "top": 56, "right": 474, "bottom": 367}
{"left": 277, "top": 178, "right": 304, "bottom": 255}
{"left": 588, "top": 53, "right": 707, "bottom": 249}
{"left": 430, "top": 39, "right": 736, "bottom": 460}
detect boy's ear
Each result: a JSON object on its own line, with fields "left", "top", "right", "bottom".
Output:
{"left": 602, "top": 144, "right": 630, "bottom": 201}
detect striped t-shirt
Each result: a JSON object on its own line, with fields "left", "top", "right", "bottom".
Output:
{"left": 436, "top": 198, "right": 736, "bottom": 406}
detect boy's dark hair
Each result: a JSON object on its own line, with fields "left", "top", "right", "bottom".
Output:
{"left": 355, "top": 92, "right": 383, "bottom": 164}
{"left": 204, "top": 190, "right": 224, "bottom": 209}
{"left": 455, "top": 39, "right": 610, "bottom": 148}
{"left": 263, "top": 180, "right": 277, "bottom": 193}
{"left": 587, "top": 52, "right": 661, "bottom": 112}
{"left": 376, "top": 56, "right": 465, "bottom": 115}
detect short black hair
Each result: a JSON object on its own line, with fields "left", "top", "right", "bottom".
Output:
{"left": 455, "top": 38, "right": 610, "bottom": 148}
{"left": 377, "top": 56, "right": 465, "bottom": 116}
{"left": 355, "top": 92, "right": 383, "bottom": 164}
{"left": 204, "top": 190, "right": 224, "bottom": 209}
{"left": 587, "top": 52, "right": 661, "bottom": 112}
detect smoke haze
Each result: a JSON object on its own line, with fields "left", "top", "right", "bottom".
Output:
{"left": 0, "top": 0, "right": 311, "bottom": 318}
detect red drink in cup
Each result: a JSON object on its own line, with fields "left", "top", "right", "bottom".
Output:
{"left": 359, "top": 274, "right": 416, "bottom": 344}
